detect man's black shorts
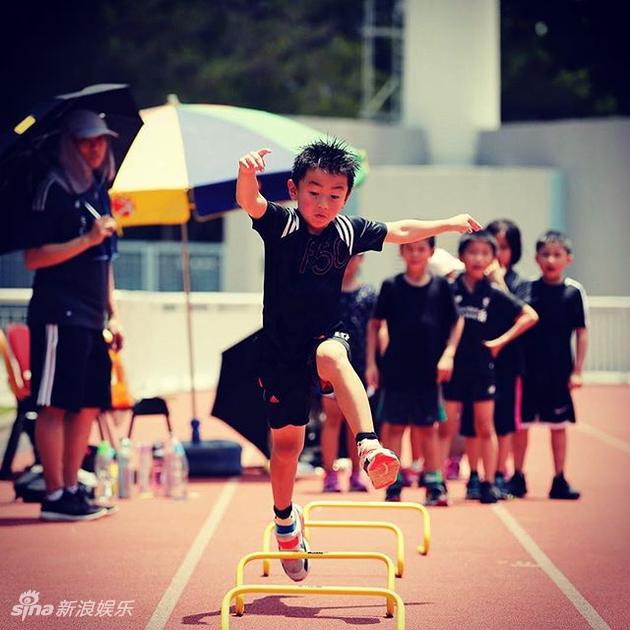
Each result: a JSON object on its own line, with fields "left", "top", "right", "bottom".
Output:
{"left": 30, "top": 323, "right": 111, "bottom": 412}
{"left": 256, "top": 328, "right": 351, "bottom": 429}
{"left": 380, "top": 386, "right": 440, "bottom": 427}
{"left": 521, "top": 374, "right": 576, "bottom": 426}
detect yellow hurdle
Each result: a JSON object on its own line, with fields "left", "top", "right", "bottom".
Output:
{"left": 221, "top": 584, "right": 405, "bottom": 630}
{"left": 304, "top": 500, "right": 431, "bottom": 556}
{"left": 262, "top": 520, "right": 405, "bottom": 577}
{"left": 234, "top": 550, "right": 396, "bottom": 616}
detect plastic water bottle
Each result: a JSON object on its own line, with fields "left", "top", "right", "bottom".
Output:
{"left": 117, "top": 437, "right": 134, "bottom": 499}
{"left": 95, "top": 440, "right": 114, "bottom": 504}
{"left": 169, "top": 438, "right": 189, "bottom": 500}
{"left": 137, "top": 443, "right": 153, "bottom": 496}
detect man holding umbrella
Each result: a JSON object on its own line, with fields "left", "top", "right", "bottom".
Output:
{"left": 25, "top": 109, "right": 122, "bottom": 521}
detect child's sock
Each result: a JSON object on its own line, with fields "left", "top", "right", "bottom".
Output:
{"left": 45, "top": 488, "right": 63, "bottom": 502}
{"left": 355, "top": 432, "right": 378, "bottom": 444}
{"left": 274, "top": 503, "right": 294, "bottom": 526}
{"left": 423, "top": 470, "right": 443, "bottom": 486}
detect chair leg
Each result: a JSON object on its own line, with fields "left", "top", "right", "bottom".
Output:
{"left": 165, "top": 415, "right": 173, "bottom": 436}
{"left": 128, "top": 416, "right": 136, "bottom": 439}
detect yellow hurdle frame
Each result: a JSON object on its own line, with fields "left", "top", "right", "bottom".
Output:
{"left": 304, "top": 500, "right": 431, "bottom": 555}
{"left": 262, "top": 520, "right": 405, "bottom": 577}
{"left": 234, "top": 550, "right": 396, "bottom": 616}
{"left": 221, "top": 584, "right": 405, "bottom": 630}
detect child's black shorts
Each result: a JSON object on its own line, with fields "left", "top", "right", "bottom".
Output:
{"left": 521, "top": 374, "right": 576, "bottom": 426}
{"left": 29, "top": 322, "right": 111, "bottom": 412}
{"left": 380, "top": 386, "right": 440, "bottom": 427}
{"left": 443, "top": 367, "right": 496, "bottom": 404}
{"left": 256, "top": 327, "right": 351, "bottom": 430}
{"left": 459, "top": 372, "right": 520, "bottom": 437}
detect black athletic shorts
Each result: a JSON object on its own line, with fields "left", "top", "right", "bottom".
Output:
{"left": 256, "top": 327, "right": 351, "bottom": 429}
{"left": 380, "top": 386, "right": 440, "bottom": 427}
{"left": 521, "top": 374, "right": 576, "bottom": 426}
{"left": 30, "top": 323, "right": 111, "bottom": 412}
{"left": 443, "top": 367, "right": 496, "bottom": 404}
{"left": 459, "top": 372, "right": 521, "bottom": 437}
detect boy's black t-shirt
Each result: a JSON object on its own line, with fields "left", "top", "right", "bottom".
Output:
{"left": 520, "top": 277, "right": 588, "bottom": 380}
{"left": 252, "top": 202, "right": 387, "bottom": 355}
{"left": 450, "top": 273, "right": 524, "bottom": 375}
{"left": 27, "top": 173, "right": 117, "bottom": 330}
{"left": 495, "top": 268, "right": 526, "bottom": 375}
{"left": 373, "top": 274, "right": 459, "bottom": 390}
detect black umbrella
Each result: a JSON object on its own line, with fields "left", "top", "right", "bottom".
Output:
{"left": 0, "top": 83, "right": 143, "bottom": 254}
{"left": 211, "top": 330, "right": 270, "bottom": 459}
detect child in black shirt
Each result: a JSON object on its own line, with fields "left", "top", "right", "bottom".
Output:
{"left": 442, "top": 231, "right": 538, "bottom": 503}
{"left": 367, "top": 237, "right": 463, "bottom": 506}
{"left": 236, "top": 139, "right": 481, "bottom": 581}
{"left": 516, "top": 230, "right": 588, "bottom": 500}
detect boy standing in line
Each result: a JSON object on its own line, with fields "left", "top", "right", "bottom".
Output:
{"left": 513, "top": 230, "right": 587, "bottom": 500}
{"left": 236, "top": 139, "right": 480, "bottom": 581}
{"left": 366, "top": 238, "right": 464, "bottom": 505}
{"left": 441, "top": 231, "right": 538, "bottom": 503}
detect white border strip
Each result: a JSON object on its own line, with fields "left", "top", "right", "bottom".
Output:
{"left": 575, "top": 422, "right": 630, "bottom": 454}
{"left": 145, "top": 478, "right": 239, "bottom": 629}
{"left": 493, "top": 504, "right": 611, "bottom": 630}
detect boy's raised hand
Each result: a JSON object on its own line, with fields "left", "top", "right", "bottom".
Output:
{"left": 239, "top": 148, "right": 272, "bottom": 174}
{"left": 450, "top": 213, "right": 482, "bottom": 234}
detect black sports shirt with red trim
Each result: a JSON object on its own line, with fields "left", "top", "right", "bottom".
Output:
{"left": 252, "top": 202, "right": 387, "bottom": 352}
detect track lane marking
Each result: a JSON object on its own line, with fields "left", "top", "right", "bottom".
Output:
{"left": 146, "top": 478, "right": 239, "bottom": 630}
{"left": 493, "top": 504, "right": 611, "bottom": 630}
{"left": 576, "top": 422, "right": 630, "bottom": 454}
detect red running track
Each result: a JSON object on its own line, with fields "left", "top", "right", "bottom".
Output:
{"left": 0, "top": 384, "right": 628, "bottom": 629}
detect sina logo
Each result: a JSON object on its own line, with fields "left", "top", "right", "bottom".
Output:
{"left": 11, "top": 591, "right": 54, "bottom": 621}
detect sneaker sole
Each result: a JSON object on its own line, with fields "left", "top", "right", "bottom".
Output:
{"left": 367, "top": 452, "right": 401, "bottom": 490}
{"left": 41, "top": 508, "right": 108, "bottom": 522}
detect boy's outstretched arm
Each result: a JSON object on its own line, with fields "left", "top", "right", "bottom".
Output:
{"left": 236, "top": 148, "right": 272, "bottom": 219}
{"left": 484, "top": 304, "right": 539, "bottom": 358}
{"left": 384, "top": 214, "right": 481, "bottom": 244}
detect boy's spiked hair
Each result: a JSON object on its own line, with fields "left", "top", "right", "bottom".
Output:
{"left": 291, "top": 137, "right": 359, "bottom": 193}
{"left": 458, "top": 230, "right": 498, "bottom": 257}
{"left": 536, "top": 229, "right": 573, "bottom": 254}
{"left": 486, "top": 218, "right": 522, "bottom": 265}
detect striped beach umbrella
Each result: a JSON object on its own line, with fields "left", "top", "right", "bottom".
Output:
{"left": 111, "top": 98, "right": 368, "bottom": 226}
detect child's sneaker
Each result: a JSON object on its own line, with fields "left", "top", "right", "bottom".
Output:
{"left": 465, "top": 471, "right": 481, "bottom": 500}
{"left": 508, "top": 471, "right": 528, "bottom": 498}
{"left": 494, "top": 472, "right": 513, "bottom": 500}
{"left": 425, "top": 483, "right": 449, "bottom": 507}
{"left": 445, "top": 456, "right": 461, "bottom": 480}
{"left": 549, "top": 473, "right": 581, "bottom": 500}
{"left": 479, "top": 481, "right": 501, "bottom": 504}
{"left": 41, "top": 490, "right": 108, "bottom": 522}
{"left": 349, "top": 472, "right": 368, "bottom": 492}
{"left": 322, "top": 470, "right": 341, "bottom": 493}
{"left": 385, "top": 474, "right": 403, "bottom": 502}
{"left": 274, "top": 504, "right": 310, "bottom": 582}
{"left": 357, "top": 439, "right": 400, "bottom": 490}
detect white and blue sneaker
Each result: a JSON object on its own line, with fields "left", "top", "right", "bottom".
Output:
{"left": 274, "top": 504, "right": 310, "bottom": 581}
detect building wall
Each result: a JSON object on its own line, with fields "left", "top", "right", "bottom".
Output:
{"left": 477, "top": 118, "right": 630, "bottom": 296}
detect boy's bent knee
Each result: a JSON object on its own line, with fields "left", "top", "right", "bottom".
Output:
{"left": 316, "top": 340, "right": 349, "bottom": 377}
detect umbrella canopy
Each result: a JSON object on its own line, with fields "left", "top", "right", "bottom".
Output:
{"left": 211, "top": 330, "right": 270, "bottom": 458}
{"left": 0, "top": 84, "right": 143, "bottom": 254}
{"left": 110, "top": 101, "right": 368, "bottom": 226}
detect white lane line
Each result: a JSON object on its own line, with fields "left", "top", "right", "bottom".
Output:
{"left": 576, "top": 422, "right": 630, "bottom": 454}
{"left": 146, "top": 478, "right": 239, "bottom": 630}
{"left": 493, "top": 504, "right": 611, "bottom": 630}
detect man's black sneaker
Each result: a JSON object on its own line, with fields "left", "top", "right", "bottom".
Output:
{"left": 479, "top": 481, "right": 501, "bottom": 504}
{"left": 494, "top": 472, "right": 513, "bottom": 500}
{"left": 549, "top": 473, "right": 581, "bottom": 500}
{"left": 465, "top": 471, "right": 481, "bottom": 500}
{"left": 508, "top": 471, "right": 528, "bottom": 498}
{"left": 385, "top": 474, "right": 403, "bottom": 502}
{"left": 424, "top": 483, "right": 449, "bottom": 506}
{"left": 77, "top": 482, "right": 119, "bottom": 515}
{"left": 41, "top": 491, "right": 108, "bottom": 522}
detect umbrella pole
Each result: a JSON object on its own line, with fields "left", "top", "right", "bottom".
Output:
{"left": 180, "top": 222, "right": 201, "bottom": 443}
